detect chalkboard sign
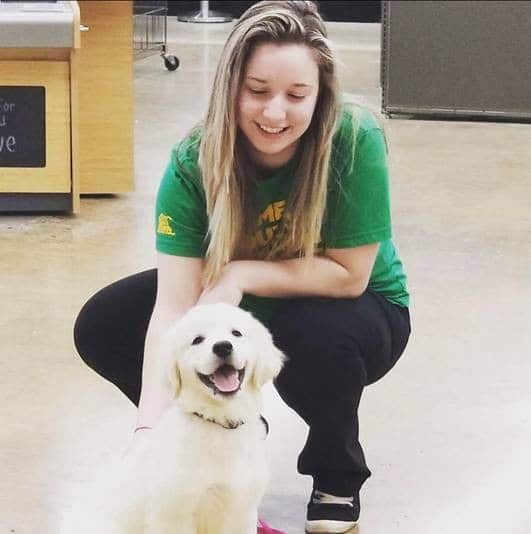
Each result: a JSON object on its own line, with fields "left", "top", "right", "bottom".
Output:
{"left": 0, "top": 86, "right": 46, "bottom": 168}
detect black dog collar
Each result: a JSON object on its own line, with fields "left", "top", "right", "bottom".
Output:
{"left": 192, "top": 411, "right": 244, "bottom": 429}
{"left": 192, "top": 412, "right": 270, "bottom": 434}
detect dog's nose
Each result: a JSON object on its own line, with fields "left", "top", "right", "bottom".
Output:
{"left": 212, "top": 341, "right": 233, "bottom": 359}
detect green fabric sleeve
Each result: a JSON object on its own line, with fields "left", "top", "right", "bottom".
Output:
{"left": 155, "top": 152, "right": 208, "bottom": 257}
{"left": 323, "top": 127, "right": 392, "bottom": 248}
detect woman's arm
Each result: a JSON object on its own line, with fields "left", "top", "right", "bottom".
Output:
{"left": 199, "top": 243, "right": 379, "bottom": 303}
{"left": 135, "top": 253, "right": 203, "bottom": 430}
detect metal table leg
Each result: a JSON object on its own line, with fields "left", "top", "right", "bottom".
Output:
{"left": 178, "top": 0, "right": 233, "bottom": 23}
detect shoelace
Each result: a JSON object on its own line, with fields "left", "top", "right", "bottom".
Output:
{"left": 312, "top": 490, "right": 354, "bottom": 507}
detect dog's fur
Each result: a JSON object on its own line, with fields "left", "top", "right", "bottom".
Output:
{"left": 61, "top": 303, "right": 285, "bottom": 534}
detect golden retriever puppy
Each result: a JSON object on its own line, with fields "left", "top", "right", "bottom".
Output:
{"left": 61, "top": 303, "right": 285, "bottom": 534}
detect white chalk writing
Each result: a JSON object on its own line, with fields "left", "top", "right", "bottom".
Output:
{"left": 0, "top": 97, "right": 17, "bottom": 154}
{"left": 0, "top": 136, "right": 17, "bottom": 153}
{"left": 0, "top": 98, "right": 16, "bottom": 114}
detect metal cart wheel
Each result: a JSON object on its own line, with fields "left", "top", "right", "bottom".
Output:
{"left": 134, "top": 2, "right": 179, "bottom": 71}
{"left": 163, "top": 54, "right": 179, "bottom": 71}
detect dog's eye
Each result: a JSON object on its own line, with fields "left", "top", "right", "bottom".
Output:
{"left": 192, "top": 336, "right": 205, "bottom": 345}
{"left": 231, "top": 330, "right": 242, "bottom": 337}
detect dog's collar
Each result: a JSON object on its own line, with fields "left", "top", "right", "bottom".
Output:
{"left": 192, "top": 412, "right": 270, "bottom": 434}
{"left": 192, "top": 411, "right": 245, "bottom": 429}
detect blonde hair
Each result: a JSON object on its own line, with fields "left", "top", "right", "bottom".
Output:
{"left": 194, "top": 1, "right": 343, "bottom": 286}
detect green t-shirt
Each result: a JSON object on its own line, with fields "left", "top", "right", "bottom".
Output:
{"left": 156, "top": 105, "right": 409, "bottom": 326}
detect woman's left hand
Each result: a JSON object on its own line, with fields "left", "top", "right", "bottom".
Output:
{"left": 197, "top": 263, "right": 243, "bottom": 307}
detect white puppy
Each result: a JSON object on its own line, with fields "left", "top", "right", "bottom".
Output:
{"left": 61, "top": 303, "right": 285, "bottom": 534}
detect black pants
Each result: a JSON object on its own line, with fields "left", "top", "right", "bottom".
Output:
{"left": 74, "top": 269, "right": 411, "bottom": 497}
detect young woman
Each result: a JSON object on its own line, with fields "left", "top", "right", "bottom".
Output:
{"left": 74, "top": 1, "right": 411, "bottom": 532}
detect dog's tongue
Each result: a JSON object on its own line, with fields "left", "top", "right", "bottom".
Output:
{"left": 213, "top": 365, "right": 240, "bottom": 392}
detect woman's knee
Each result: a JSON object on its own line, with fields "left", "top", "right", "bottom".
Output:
{"left": 270, "top": 297, "right": 365, "bottom": 360}
{"left": 73, "top": 269, "right": 157, "bottom": 370}
{"left": 270, "top": 297, "right": 370, "bottom": 383}
{"left": 73, "top": 284, "right": 116, "bottom": 369}
{"left": 271, "top": 299, "right": 368, "bottom": 422}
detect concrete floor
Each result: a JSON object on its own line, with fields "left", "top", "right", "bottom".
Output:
{"left": 2, "top": 19, "right": 531, "bottom": 534}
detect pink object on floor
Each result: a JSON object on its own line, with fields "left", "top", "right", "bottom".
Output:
{"left": 257, "top": 517, "right": 287, "bottom": 534}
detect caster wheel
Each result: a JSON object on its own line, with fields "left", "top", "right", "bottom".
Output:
{"left": 164, "top": 55, "right": 179, "bottom": 71}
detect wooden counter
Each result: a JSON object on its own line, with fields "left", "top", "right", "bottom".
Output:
{"left": 0, "top": 1, "right": 133, "bottom": 212}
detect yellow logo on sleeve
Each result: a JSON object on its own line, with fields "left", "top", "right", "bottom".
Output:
{"left": 157, "top": 214, "right": 176, "bottom": 236}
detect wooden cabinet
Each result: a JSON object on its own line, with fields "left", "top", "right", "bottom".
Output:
{"left": 0, "top": 1, "right": 133, "bottom": 212}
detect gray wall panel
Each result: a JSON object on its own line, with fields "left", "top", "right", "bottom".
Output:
{"left": 381, "top": 1, "right": 531, "bottom": 119}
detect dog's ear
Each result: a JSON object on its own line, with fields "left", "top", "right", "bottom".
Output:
{"left": 159, "top": 325, "right": 182, "bottom": 399}
{"left": 167, "top": 358, "right": 181, "bottom": 398}
{"left": 251, "top": 340, "right": 286, "bottom": 389}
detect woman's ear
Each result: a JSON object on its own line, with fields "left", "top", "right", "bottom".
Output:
{"left": 252, "top": 343, "right": 286, "bottom": 390}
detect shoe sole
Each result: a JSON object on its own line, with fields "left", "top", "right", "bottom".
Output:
{"left": 305, "top": 519, "right": 358, "bottom": 533}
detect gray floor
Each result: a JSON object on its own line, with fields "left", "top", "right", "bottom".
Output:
{"left": 2, "top": 19, "right": 531, "bottom": 534}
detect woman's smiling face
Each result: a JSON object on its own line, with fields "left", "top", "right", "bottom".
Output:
{"left": 237, "top": 42, "right": 320, "bottom": 171}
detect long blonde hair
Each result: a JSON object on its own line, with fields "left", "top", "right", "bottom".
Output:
{"left": 195, "top": 0, "right": 342, "bottom": 286}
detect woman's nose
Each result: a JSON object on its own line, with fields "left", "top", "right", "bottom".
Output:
{"left": 262, "top": 100, "right": 287, "bottom": 122}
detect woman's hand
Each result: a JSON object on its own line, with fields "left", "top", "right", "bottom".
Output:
{"left": 197, "top": 262, "right": 243, "bottom": 307}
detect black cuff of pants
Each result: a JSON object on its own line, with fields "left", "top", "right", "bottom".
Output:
{"left": 313, "top": 471, "right": 369, "bottom": 497}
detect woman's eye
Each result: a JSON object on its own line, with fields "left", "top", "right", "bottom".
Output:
{"left": 249, "top": 89, "right": 305, "bottom": 100}
{"left": 231, "top": 330, "right": 242, "bottom": 337}
{"left": 192, "top": 336, "right": 205, "bottom": 345}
